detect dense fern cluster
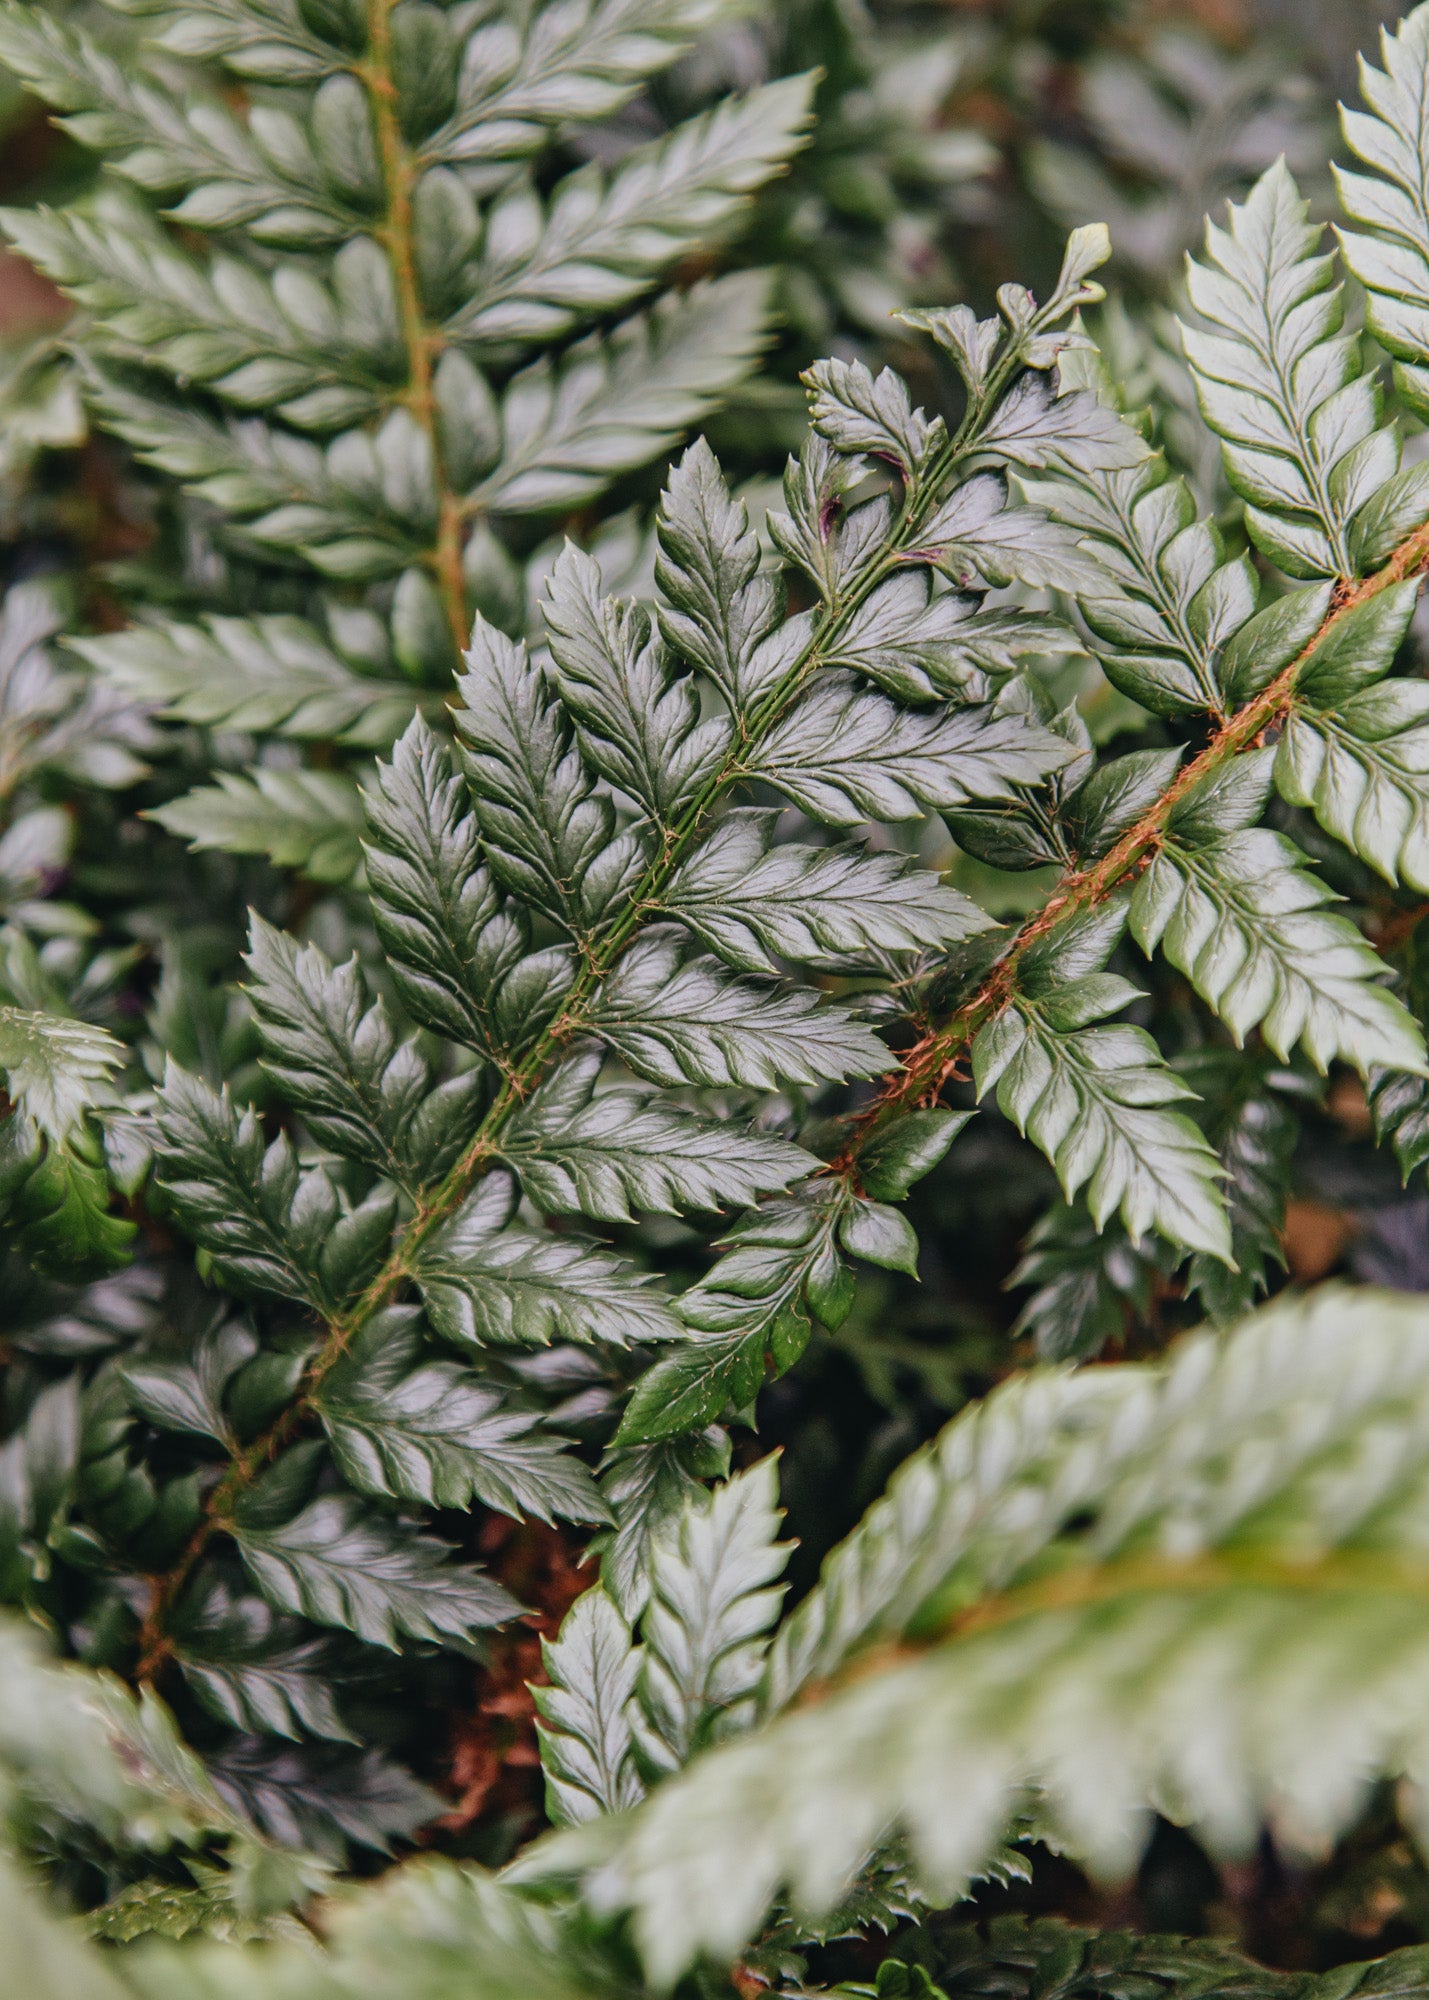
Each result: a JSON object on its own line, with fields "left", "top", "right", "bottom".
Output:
{"left": 11, "top": 0, "right": 1429, "bottom": 1993}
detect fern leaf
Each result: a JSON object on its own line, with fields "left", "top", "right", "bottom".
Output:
{"left": 1010, "top": 1206, "right": 1166, "bottom": 1362}
{"left": 653, "top": 437, "right": 788, "bottom": 716}
{"left": 0, "top": 195, "right": 387, "bottom": 429}
{"left": 455, "top": 617, "right": 635, "bottom": 936}
{"left": 975, "top": 371, "right": 1147, "bottom": 476}
{"left": 1273, "top": 583, "right": 1429, "bottom": 887}
{"left": 534, "top": 1587, "right": 645, "bottom": 1826}
{"left": 748, "top": 677, "right": 1074, "bottom": 825}
{"left": 311, "top": 1311, "right": 607, "bottom": 1525}
{"left": 619, "top": 1189, "right": 851, "bottom": 1442}
{"left": 148, "top": 767, "right": 366, "bottom": 883}
{"left": 1372, "top": 1063, "right": 1429, "bottom": 1184}
{"left": 1338, "top": 4, "right": 1429, "bottom": 427}
{"left": 170, "top": 1579, "right": 354, "bottom": 1743}
{"left": 541, "top": 544, "right": 730, "bottom": 823}
{"left": 472, "top": 275, "right": 774, "bottom": 515}
{"left": 232, "top": 1458, "right": 519, "bottom": 1649}
{"left": 1130, "top": 825, "right": 1426, "bottom": 1076}
{"left": 972, "top": 915, "right": 1232, "bottom": 1261}
{"left": 422, "top": 0, "right": 735, "bottom": 167}
{"left": 1022, "top": 458, "right": 1264, "bottom": 718}
{"left": 594, "top": 1429, "right": 732, "bottom": 1621}
{"left": 498, "top": 1049, "right": 815, "bottom": 1222}
{"left": 120, "top": 1317, "right": 256, "bottom": 1448}
{"left": 414, "top": 1172, "right": 682, "bottom": 1349}
{"left": 153, "top": 1065, "right": 336, "bottom": 1309}
{"left": 0, "top": 1006, "right": 122, "bottom": 1144}
{"left": 632, "top": 1458, "right": 789, "bottom": 1777}
{"left": 71, "top": 614, "right": 423, "bottom": 747}
{"left": 451, "top": 79, "right": 814, "bottom": 345}
{"left": 545, "top": 1288, "right": 1429, "bottom": 1980}
{"left": 243, "top": 917, "right": 482, "bottom": 1192}
{"left": 907, "top": 1916, "right": 1429, "bottom": 2000}
{"left": 0, "top": 9, "right": 350, "bottom": 238}
{"left": 1184, "top": 160, "right": 1398, "bottom": 578}
{"left": 588, "top": 930, "right": 889, "bottom": 1088}
{"left": 661, "top": 808, "right": 989, "bottom": 974}
{"left": 1180, "top": 1050, "right": 1300, "bottom": 1323}
{"left": 804, "top": 356, "right": 942, "bottom": 476}
{"left": 818, "top": 572, "right": 1032, "bottom": 705}
{"left": 364, "top": 719, "right": 573, "bottom": 1063}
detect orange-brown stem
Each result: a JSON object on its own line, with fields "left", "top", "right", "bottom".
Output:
{"left": 837, "top": 516, "right": 1429, "bottom": 1174}
{"left": 362, "top": 2, "right": 468, "bottom": 657}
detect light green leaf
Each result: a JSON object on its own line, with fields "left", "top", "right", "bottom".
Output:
{"left": 312, "top": 1309, "right": 607, "bottom": 1524}
{"left": 72, "top": 614, "right": 421, "bottom": 748}
{"left": 148, "top": 768, "right": 366, "bottom": 884}
{"left": 451, "top": 78, "right": 814, "bottom": 346}
{"left": 1183, "top": 160, "right": 1396, "bottom": 578}
{"left": 632, "top": 1458, "right": 789, "bottom": 1778}
{"left": 662, "top": 808, "right": 989, "bottom": 974}
{"left": 973, "top": 979, "right": 1231, "bottom": 1261}
{"left": 588, "top": 930, "right": 889, "bottom": 1089}
{"left": 0, "top": 1005, "right": 122, "bottom": 1144}
{"left": 1130, "top": 828, "right": 1427, "bottom": 1076}
{"left": 534, "top": 1587, "right": 644, "bottom": 1826}
{"left": 537, "top": 1287, "right": 1429, "bottom": 1982}
{"left": 748, "top": 677, "right": 1074, "bottom": 826}
{"left": 233, "top": 1485, "right": 519, "bottom": 1649}
{"left": 472, "top": 275, "right": 775, "bottom": 515}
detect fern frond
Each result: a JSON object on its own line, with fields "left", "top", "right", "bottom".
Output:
{"left": 630, "top": 1457, "right": 789, "bottom": 1777}
{"left": 1129, "top": 760, "right": 1426, "bottom": 1074}
{"left": 534, "top": 1586, "right": 644, "bottom": 1827}
{"left": 27, "top": 5, "right": 1429, "bottom": 1915}
{"left": 535, "top": 1289, "right": 1429, "bottom": 1981}
{"left": 71, "top": 613, "right": 425, "bottom": 747}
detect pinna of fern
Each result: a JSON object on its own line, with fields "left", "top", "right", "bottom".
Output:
{"left": 524, "top": 1286, "right": 1429, "bottom": 1984}
{"left": 0, "top": 575, "right": 155, "bottom": 1286}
